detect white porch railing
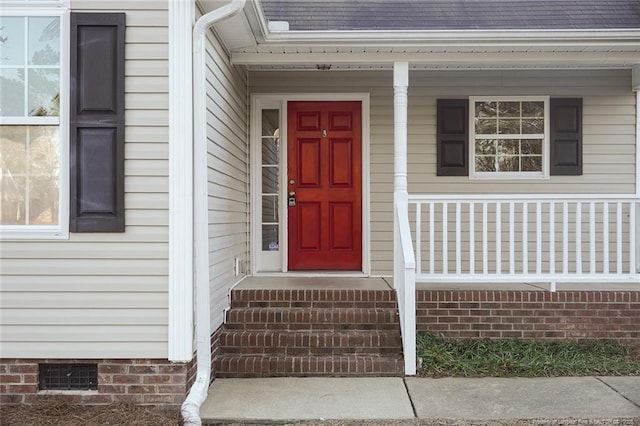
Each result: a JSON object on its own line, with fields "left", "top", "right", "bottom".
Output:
{"left": 394, "top": 196, "right": 416, "bottom": 375}
{"left": 408, "top": 194, "right": 640, "bottom": 289}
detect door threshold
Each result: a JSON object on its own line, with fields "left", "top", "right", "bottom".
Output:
{"left": 252, "top": 271, "right": 368, "bottom": 278}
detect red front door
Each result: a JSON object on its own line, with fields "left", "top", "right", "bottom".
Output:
{"left": 287, "top": 101, "right": 362, "bottom": 270}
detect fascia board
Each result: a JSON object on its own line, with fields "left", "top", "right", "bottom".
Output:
{"left": 263, "top": 29, "right": 640, "bottom": 45}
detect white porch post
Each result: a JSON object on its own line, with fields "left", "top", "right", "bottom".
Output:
{"left": 393, "top": 62, "right": 409, "bottom": 293}
{"left": 393, "top": 62, "right": 409, "bottom": 229}
{"left": 393, "top": 62, "right": 417, "bottom": 375}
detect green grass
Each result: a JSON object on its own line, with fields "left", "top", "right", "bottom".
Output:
{"left": 416, "top": 333, "right": 640, "bottom": 377}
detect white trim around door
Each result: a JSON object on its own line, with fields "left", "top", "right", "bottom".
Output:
{"left": 250, "top": 93, "right": 371, "bottom": 276}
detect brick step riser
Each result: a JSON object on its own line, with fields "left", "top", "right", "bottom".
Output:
{"left": 225, "top": 309, "right": 400, "bottom": 327}
{"left": 224, "top": 323, "right": 402, "bottom": 332}
{"left": 218, "top": 331, "right": 402, "bottom": 350}
{"left": 213, "top": 355, "right": 404, "bottom": 378}
{"left": 219, "top": 347, "right": 403, "bottom": 356}
{"left": 230, "top": 290, "right": 398, "bottom": 309}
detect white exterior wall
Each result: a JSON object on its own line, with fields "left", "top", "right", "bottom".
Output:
{"left": 249, "top": 69, "right": 637, "bottom": 275}
{"left": 203, "top": 27, "right": 249, "bottom": 332}
{"left": 0, "top": 1, "right": 170, "bottom": 358}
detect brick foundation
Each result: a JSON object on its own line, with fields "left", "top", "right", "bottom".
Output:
{"left": 416, "top": 290, "right": 640, "bottom": 344}
{"left": 0, "top": 358, "right": 196, "bottom": 407}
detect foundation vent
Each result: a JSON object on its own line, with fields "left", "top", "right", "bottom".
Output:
{"left": 39, "top": 363, "right": 98, "bottom": 391}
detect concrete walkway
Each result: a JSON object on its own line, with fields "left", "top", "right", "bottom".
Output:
{"left": 200, "top": 376, "right": 640, "bottom": 424}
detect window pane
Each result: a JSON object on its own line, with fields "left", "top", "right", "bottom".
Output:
{"left": 475, "top": 119, "right": 496, "bottom": 134}
{"left": 28, "top": 17, "right": 60, "bottom": 66}
{"left": 262, "top": 195, "right": 278, "bottom": 222}
{"left": 498, "top": 119, "right": 520, "bottom": 134}
{"left": 262, "top": 109, "right": 279, "bottom": 137}
{"left": 498, "top": 156, "right": 519, "bottom": 172}
{"left": 475, "top": 101, "right": 496, "bottom": 118}
{"left": 498, "top": 101, "right": 520, "bottom": 117}
{"left": 28, "top": 68, "right": 59, "bottom": 116}
{"left": 0, "top": 126, "right": 28, "bottom": 225}
{"left": 262, "top": 166, "right": 278, "bottom": 194}
{"left": 475, "top": 156, "right": 495, "bottom": 172}
{"left": 475, "top": 139, "right": 496, "bottom": 155}
{"left": 262, "top": 225, "right": 279, "bottom": 251}
{"left": 522, "top": 156, "right": 542, "bottom": 172}
{"left": 522, "top": 101, "right": 544, "bottom": 117}
{"left": 522, "top": 139, "right": 542, "bottom": 155}
{"left": 0, "top": 68, "right": 25, "bottom": 116}
{"left": 262, "top": 138, "right": 279, "bottom": 166}
{"left": 28, "top": 126, "right": 59, "bottom": 225}
{"left": 522, "top": 119, "right": 544, "bottom": 134}
{"left": 498, "top": 139, "right": 519, "bottom": 155}
{"left": 0, "top": 17, "right": 25, "bottom": 66}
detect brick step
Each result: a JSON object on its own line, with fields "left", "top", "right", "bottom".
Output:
{"left": 213, "top": 354, "right": 405, "bottom": 378}
{"left": 218, "top": 330, "right": 403, "bottom": 356}
{"left": 224, "top": 308, "right": 400, "bottom": 331}
{"left": 230, "top": 289, "right": 397, "bottom": 309}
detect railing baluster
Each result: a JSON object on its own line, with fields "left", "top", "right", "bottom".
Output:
{"left": 442, "top": 203, "right": 448, "bottom": 274}
{"left": 429, "top": 202, "right": 435, "bottom": 274}
{"left": 522, "top": 202, "right": 528, "bottom": 274}
{"left": 616, "top": 202, "right": 622, "bottom": 275}
{"left": 603, "top": 202, "right": 609, "bottom": 274}
{"left": 416, "top": 203, "right": 422, "bottom": 275}
{"left": 408, "top": 195, "right": 636, "bottom": 284}
{"left": 576, "top": 202, "right": 582, "bottom": 274}
{"left": 496, "top": 202, "right": 502, "bottom": 274}
{"left": 455, "top": 202, "right": 461, "bottom": 274}
{"left": 536, "top": 202, "right": 542, "bottom": 275}
{"left": 509, "top": 202, "right": 515, "bottom": 275}
{"left": 590, "top": 202, "right": 596, "bottom": 274}
{"left": 469, "top": 202, "right": 475, "bottom": 275}
{"left": 483, "top": 202, "right": 488, "bottom": 274}
{"left": 563, "top": 202, "right": 568, "bottom": 274}
{"left": 549, "top": 202, "right": 555, "bottom": 275}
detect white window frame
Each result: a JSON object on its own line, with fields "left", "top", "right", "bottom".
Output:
{"left": 469, "top": 96, "right": 550, "bottom": 180}
{"left": 0, "top": 3, "right": 69, "bottom": 239}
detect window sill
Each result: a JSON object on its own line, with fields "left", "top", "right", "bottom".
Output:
{"left": 470, "top": 173, "right": 550, "bottom": 181}
{"left": 0, "top": 227, "right": 69, "bottom": 240}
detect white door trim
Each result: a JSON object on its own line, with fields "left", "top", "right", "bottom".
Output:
{"left": 250, "top": 93, "right": 371, "bottom": 276}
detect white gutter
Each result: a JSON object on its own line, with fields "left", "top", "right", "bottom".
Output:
{"left": 262, "top": 28, "right": 640, "bottom": 44}
{"left": 181, "top": 1, "right": 246, "bottom": 425}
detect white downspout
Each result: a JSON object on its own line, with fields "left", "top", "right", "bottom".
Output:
{"left": 182, "top": 1, "right": 246, "bottom": 425}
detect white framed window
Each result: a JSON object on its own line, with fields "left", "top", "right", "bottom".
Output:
{"left": 251, "top": 96, "right": 285, "bottom": 272}
{"left": 469, "top": 96, "right": 549, "bottom": 180}
{"left": 0, "top": 3, "right": 69, "bottom": 239}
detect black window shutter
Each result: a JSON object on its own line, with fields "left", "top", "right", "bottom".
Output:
{"left": 437, "top": 99, "right": 469, "bottom": 176}
{"left": 69, "top": 13, "right": 125, "bottom": 232}
{"left": 550, "top": 98, "right": 582, "bottom": 176}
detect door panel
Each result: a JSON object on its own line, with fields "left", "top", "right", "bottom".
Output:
{"left": 288, "top": 101, "right": 362, "bottom": 270}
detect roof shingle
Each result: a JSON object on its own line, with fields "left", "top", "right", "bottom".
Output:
{"left": 260, "top": 0, "right": 640, "bottom": 31}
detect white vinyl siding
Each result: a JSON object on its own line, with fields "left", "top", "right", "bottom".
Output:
{"left": 249, "top": 69, "right": 636, "bottom": 276}
{"left": 203, "top": 19, "right": 249, "bottom": 332}
{"left": 0, "top": 1, "right": 170, "bottom": 358}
